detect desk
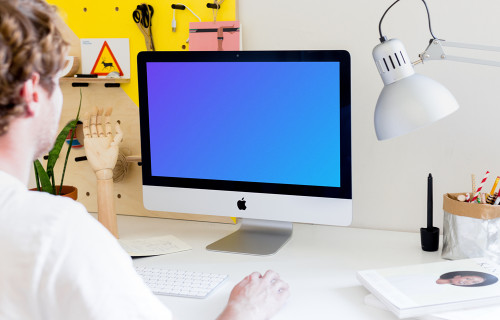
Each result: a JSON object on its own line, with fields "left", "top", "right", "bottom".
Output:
{"left": 116, "top": 215, "right": 443, "bottom": 320}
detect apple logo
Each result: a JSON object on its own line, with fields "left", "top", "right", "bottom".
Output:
{"left": 237, "top": 197, "right": 247, "bottom": 210}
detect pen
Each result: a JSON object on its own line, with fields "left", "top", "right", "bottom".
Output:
{"left": 427, "top": 173, "right": 433, "bottom": 229}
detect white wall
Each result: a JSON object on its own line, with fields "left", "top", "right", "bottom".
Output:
{"left": 238, "top": 0, "right": 500, "bottom": 232}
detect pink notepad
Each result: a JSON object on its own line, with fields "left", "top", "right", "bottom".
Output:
{"left": 189, "top": 21, "right": 240, "bottom": 51}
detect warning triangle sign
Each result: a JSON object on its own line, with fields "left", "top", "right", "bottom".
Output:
{"left": 91, "top": 41, "right": 124, "bottom": 76}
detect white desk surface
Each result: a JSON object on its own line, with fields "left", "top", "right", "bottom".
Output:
{"left": 116, "top": 215, "right": 443, "bottom": 320}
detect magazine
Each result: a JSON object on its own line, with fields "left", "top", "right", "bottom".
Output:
{"left": 364, "top": 293, "right": 500, "bottom": 320}
{"left": 357, "top": 258, "right": 500, "bottom": 319}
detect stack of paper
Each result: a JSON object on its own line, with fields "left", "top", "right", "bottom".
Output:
{"left": 365, "top": 293, "right": 500, "bottom": 320}
{"left": 357, "top": 258, "right": 500, "bottom": 319}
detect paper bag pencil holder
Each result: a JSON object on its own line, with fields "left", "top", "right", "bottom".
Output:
{"left": 442, "top": 193, "right": 500, "bottom": 263}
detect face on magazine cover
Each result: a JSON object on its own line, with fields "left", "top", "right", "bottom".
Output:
{"left": 436, "top": 271, "right": 498, "bottom": 287}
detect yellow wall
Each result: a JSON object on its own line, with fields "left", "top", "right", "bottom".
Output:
{"left": 48, "top": 0, "right": 236, "bottom": 106}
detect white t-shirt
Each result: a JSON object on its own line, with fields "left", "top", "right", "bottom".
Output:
{"left": 0, "top": 171, "right": 173, "bottom": 320}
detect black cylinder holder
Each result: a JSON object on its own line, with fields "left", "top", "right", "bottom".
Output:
{"left": 171, "top": 4, "right": 186, "bottom": 10}
{"left": 206, "top": 3, "right": 220, "bottom": 9}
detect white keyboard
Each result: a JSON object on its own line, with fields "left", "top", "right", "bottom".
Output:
{"left": 135, "top": 266, "right": 228, "bottom": 299}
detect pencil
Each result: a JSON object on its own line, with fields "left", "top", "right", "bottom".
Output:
{"left": 487, "top": 176, "right": 500, "bottom": 204}
{"left": 490, "top": 177, "right": 500, "bottom": 195}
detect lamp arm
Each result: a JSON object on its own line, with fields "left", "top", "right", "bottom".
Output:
{"left": 420, "top": 39, "right": 500, "bottom": 68}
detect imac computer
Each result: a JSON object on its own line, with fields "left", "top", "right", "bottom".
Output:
{"left": 137, "top": 50, "right": 352, "bottom": 255}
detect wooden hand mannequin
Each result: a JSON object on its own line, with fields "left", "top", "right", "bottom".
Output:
{"left": 83, "top": 107, "right": 123, "bottom": 238}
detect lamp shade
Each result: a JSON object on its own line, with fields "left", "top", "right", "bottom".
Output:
{"left": 374, "top": 73, "right": 459, "bottom": 140}
{"left": 373, "top": 38, "right": 459, "bottom": 140}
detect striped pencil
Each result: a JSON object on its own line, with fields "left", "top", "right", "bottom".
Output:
{"left": 471, "top": 171, "right": 490, "bottom": 203}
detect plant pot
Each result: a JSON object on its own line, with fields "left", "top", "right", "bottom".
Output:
{"left": 57, "top": 185, "right": 78, "bottom": 200}
{"left": 30, "top": 185, "right": 78, "bottom": 201}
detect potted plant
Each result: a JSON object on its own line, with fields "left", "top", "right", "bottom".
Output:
{"left": 33, "top": 89, "right": 82, "bottom": 200}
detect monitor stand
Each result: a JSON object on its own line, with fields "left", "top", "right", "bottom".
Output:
{"left": 206, "top": 218, "right": 293, "bottom": 255}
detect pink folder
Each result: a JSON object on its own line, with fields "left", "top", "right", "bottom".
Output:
{"left": 189, "top": 21, "right": 240, "bottom": 51}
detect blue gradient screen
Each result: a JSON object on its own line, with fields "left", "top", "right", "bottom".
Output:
{"left": 146, "top": 61, "right": 341, "bottom": 187}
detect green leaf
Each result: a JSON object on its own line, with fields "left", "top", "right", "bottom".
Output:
{"left": 35, "top": 88, "right": 83, "bottom": 195}
{"left": 33, "top": 162, "right": 41, "bottom": 191}
{"left": 34, "top": 159, "right": 54, "bottom": 194}
{"left": 46, "top": 119, "right": 77, "bottom": 178}
{"left": 59, "top": 88, "right": 83, "bottom": 193}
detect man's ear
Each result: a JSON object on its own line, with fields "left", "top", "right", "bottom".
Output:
{"left": 19, "top": 72, "right": 41, "bottom": 117}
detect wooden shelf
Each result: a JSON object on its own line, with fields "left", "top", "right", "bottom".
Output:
{"left": 60, "top": 77, "right": 130, "bottom": 87}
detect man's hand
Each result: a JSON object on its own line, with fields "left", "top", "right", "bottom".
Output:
{"left": 82, "top": 107, "right": 122, "bottom": 180}
{"left": 217, "top": 270, "right": 290, "bottom": 320}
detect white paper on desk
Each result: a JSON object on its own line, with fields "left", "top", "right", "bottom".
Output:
{"left": 364, "top": 294, "right": 500, "bottom": 320}
{"left": 118, "top": 235, "right": 192, "bottom": 257}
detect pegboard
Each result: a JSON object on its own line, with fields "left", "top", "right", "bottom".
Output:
{"left": 43, "top": 3, "right": 236, "bottom": 223}
{"left": 56, "top": 84, "right": 233, "bottom": 223}
{"left": 47, "top": 0, "right": 237, "bottom": 106}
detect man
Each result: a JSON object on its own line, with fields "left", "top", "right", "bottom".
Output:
{"left": 0, "top": 0, "right": 290, "bottom": 319}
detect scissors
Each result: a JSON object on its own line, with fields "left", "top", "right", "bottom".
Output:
{"left": 133, "top": 4, "right": 155, "bottom": 51}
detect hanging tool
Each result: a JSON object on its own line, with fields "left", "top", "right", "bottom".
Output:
{"left": 207, "top": 0, "right": 224, "bottom": 22}
{"left": 133, "top": 4, "right": 155, "bottom": 51}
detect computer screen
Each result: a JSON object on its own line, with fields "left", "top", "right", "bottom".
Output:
{"left": 138, "top": 50, "right": 351, "bottom": 255}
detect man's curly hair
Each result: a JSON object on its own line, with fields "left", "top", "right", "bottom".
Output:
{"left": 0, "top": 0, "right": 68, "bottom": 136}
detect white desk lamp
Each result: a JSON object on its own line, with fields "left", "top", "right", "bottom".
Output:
{"left": 373, "top": 0, "right": 500, "bottom": 140}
